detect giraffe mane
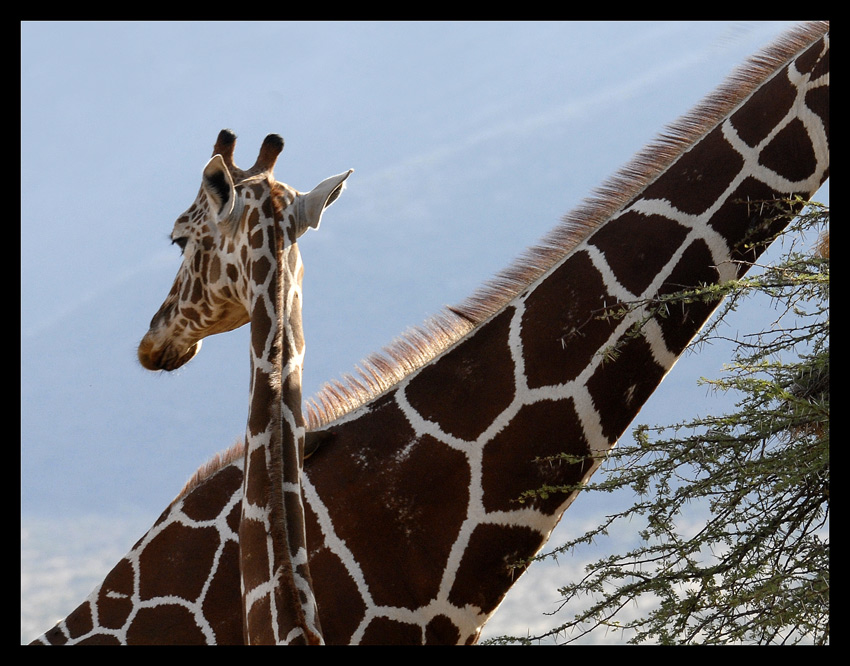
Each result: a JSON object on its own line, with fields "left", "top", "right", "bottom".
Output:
{"left": 175, "top": 21, "right": 827, "bottom": 497}
{"left": 173, "top": 438, "right": 245, "bottom": 502}
{"left": 304, "top": 20, "right": 829, "bottom": 430}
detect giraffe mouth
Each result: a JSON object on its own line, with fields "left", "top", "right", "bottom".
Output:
{"left": 137, "top": 338, "right": 202, "bottom": 372}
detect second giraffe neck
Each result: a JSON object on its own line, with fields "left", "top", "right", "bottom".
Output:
{"left": 240, "top": 219, "right": 321, "bottom": 644}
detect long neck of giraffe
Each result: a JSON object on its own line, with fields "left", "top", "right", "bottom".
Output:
{"left": 301, "top": 25, "right": 829, "bottom": 643}
{"left": 240, "top": 195, "right": 322, "bottom": 645}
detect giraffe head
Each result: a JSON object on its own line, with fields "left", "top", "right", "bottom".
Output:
{"left": 138, "top": 129, "right": 351, "bottom": 371}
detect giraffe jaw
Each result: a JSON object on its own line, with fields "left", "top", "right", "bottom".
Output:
{"left": 137, "top": 337, "right": 202, "bottom": 372}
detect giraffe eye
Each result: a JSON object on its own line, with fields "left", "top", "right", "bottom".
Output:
{"left": 171, "top": 236, "right": 189, "bottom": 253}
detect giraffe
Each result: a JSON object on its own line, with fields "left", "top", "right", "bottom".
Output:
{"left": 137, "top": 129, "right": 352, "bottom": 645}
{"left": 31, "top": 22, "right": 828, "bottom": 645}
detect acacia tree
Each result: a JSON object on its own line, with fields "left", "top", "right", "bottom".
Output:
{"left": 492, "top": 200, "right": 829, "bottom": 645}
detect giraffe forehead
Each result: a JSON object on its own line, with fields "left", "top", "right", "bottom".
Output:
{"left": 178, "top": 177, "right": 295, "bottom": 239}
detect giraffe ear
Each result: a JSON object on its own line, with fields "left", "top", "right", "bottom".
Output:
{"left": 296, "top": 169, "right": 353, "bottom": 232}
{"left": 202, "top": 155, "right": 236, "bottom": 220}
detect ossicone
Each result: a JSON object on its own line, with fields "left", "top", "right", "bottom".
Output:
{"left": 252, "top": 134, "right": 285, "bottom": 173}
{"left": 212, "top": 129, "right": 237, "bottom": 169}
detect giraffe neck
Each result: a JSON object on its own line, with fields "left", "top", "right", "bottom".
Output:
{"left": 300, "top": 26, "right": 829, "bottom": 643}
{"left": 240, "top": 211, "right": 322, "bottom": 645}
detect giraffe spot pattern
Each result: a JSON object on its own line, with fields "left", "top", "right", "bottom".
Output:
{"left": 589, "top": 211, "right": 690, "bottom": 296}
{"left": 640, "top": 127, "right": 744, "bottom": 216}
{"left": 36, "top": 460, "right": 244, "bottom": 644}
{"left": 759, "top": 118, "right": 818, "bottom": 181}
{"left": 405, "top": 307, "right": 515, "bottom": 441}
{"left": 521, "top": 250, "right": 618, "bottom": 388}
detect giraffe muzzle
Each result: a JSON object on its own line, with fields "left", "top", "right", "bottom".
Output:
{"left": 137, "top": 336, "right": 202, "bottom": 372}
